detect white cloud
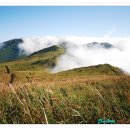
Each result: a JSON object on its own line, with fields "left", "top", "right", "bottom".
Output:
{"left": 19, "top": 36, "right": 59, "bottom": 55}
{"left": 18, "top": 36, "right": 130, "bottom": 73}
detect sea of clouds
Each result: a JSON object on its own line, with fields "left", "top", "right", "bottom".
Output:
{"left": 18, "top": 36, "right": 130, "bottom": 73}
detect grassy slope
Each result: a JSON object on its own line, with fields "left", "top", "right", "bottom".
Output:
{"left": 0, "top": 45, "right": 64, "bottom": 71}
{"left": 0, "top": 45, "right": 130, "bottom": 124}
{"left": 57, "top": 64, "right": 124, "bottom": 76}
{"left": 0, "top": 66, "right": 130, "bottom": 124}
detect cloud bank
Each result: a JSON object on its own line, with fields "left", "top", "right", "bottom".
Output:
{"left": 19, "top": 36, "right": 130, "bottom": 73}
{"left": 19, "top": 36, "right": 59, "bottom": 55}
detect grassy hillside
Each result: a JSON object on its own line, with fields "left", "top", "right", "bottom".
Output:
{"left": 0, "top": 44, "right": 129, "bottom": 124}
{"left": 0, "top": 45, "right": 64, "bottom": 71}
{"left": 57, "top": 64, "right": 124, "bottom": 76}
{"left": 0, "top": 62, "right": 130, "bottom": 124}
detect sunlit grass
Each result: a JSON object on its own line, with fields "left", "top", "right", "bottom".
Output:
{"left": 0, "top": 64, "right": 129, "bottom": 124}
{"left": 0, "top": 73, "right": 130, "bottom": 124}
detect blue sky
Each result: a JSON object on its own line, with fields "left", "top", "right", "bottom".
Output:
{"left": 0, "top": 6, "right": 130, "bottom": 42}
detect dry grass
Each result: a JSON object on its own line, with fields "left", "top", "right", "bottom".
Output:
{"left": 0, "top": 70, "right": 130, "bottom": 124}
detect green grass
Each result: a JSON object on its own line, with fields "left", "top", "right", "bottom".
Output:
{"left": 58, "top": 64, "right": 124, "bottom": 76}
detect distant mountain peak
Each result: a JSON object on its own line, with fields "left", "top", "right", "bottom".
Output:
{"left": 0, "top": 38, "right": 25, "bottom": 63}
{"left": 87, "top": 42, "right": 114, "bottom": 49}
{"left": 2, "top": 38, "right": 23, "bottom": 45}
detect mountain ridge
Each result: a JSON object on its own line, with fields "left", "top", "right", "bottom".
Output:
{"left": 0, "top": 38, "right": 123, "bottom": 75}
{"left": 0, "top": 39, "right": 115, "bottom": 64}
